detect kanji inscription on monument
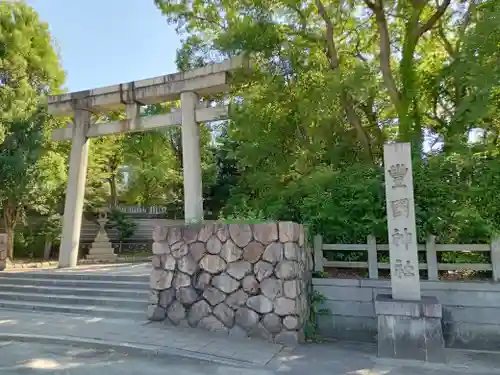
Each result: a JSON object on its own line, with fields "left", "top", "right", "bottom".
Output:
{"left": 394, "top": 259, "right": 416, "bottom": 278}
{"left": 390, "top": 198, "right": 409, "bottom": 218}
{"left": 383, "top": 143, "right": 421, "bottom": 300}
{"left": 391, "top": 228, "right": 412, "bottom": 250}
{"left": 388, "top": 164, "right": 408, "bottom": 188}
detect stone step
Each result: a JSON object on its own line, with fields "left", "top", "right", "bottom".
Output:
{"left": 0, "top": 276, "right": 149, "bottom": 290}
{"left": 0, "top": 268, "right": 151, "bottom": 319}
{"left": 0, "top": 299, "right": 146, "bottom": 320}
{"left": 0, "top": 271, "right": 149, "bottom": 282}
{"left": 0, "top": 291, "right": 147, "bottom": 309}
{"left": 86, "top": 255, "right": 118, "bottom": 260}
{"left": 0, "top": 283, "right": 149, "bottom": 298}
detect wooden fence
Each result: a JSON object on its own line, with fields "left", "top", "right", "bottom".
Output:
{"left": 313, "top": 234, "right": 500, "bottom": 281}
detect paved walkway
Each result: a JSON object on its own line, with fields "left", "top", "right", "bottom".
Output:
{"left": 4, "top": 262, "right": 151, "bottom": 276}
{"left": 2, "top": 310, "right": 500, "bottom": 374}
{"left": 0, "top": 310, "right": 283, "bottom": 366}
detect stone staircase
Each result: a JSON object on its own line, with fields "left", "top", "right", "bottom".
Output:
{"left": 0, "top": 271, "right": 150, "bottom": 319}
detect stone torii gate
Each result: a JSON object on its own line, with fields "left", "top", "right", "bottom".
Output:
{"left": 48, "top": 56, "right": 246, "bottom": 268}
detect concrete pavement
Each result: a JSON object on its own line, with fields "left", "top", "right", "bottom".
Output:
{"left": 2, "top": 310, "right": 500, "bottom": 374}
{"left": 0, "top": 310, "right": 284, "bottom": 366}
{"left": 0, "top": 341, "right": 262, "bottom": 375}
{"left": 2, "top": 340, "right": 500, "bottom": 375}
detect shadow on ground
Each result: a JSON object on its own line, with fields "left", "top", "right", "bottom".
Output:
{"left": 1, "top": 308, "right": 500, "bottom": 374}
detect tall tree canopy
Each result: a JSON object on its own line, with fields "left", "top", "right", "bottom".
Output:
{"left": 0, "top": 2, "right": 64, "bottom": 133}
{"left": 154, "top": 0, "right": 500, "bottom": 243}
{"left": 0, "top": 2, "right": 66, "bottom": 261}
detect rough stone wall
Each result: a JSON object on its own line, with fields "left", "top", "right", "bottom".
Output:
{"left": 149, "top": 222, "right": 311, "bottom": 344}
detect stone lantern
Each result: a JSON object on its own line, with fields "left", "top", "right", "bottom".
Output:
{"left": 86, "top": 209, "right": 117, "bottom": 262}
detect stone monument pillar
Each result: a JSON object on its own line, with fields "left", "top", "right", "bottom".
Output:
{"left": 376, "top": 142, "right": 445, "bottom": 362}
{"left": 86, "top": 210, "right": 117, "bottom": 262}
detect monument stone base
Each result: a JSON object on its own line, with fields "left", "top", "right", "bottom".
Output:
{"left": 86, "top": 244, "right": 117, "bottom": 261}
{"left": 86, "top": 253, "right": 117, "bottom": 262}
{"left": 375, "top": 294, "right": 445, "bottom": 363}
{"left": 85, "top": 210, "right": 116, "bottom": 262}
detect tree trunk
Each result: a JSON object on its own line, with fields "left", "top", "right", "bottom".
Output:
{"left": 0, "top": 231, "right": 6, "bottom": 271}
{"left": 315, "top": 0, "right": 374, "bottom": 162}
{"left": 3, "top": 205, "right": 18, "bottom": 261}
{"left": 43, "top": 234, "right": 52, "bottom": 260}
{"left": 109, "top": 175, "right": 118, "bottom": 208}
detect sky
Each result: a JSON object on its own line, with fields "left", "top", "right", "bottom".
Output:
{"left": 27, "top": 0, "right": 181, "bottom": 92}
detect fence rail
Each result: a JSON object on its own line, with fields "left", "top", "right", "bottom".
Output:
{"left": 313, "top": 234, "right": 500, "bottom": 281}
{"left": 114, "top": 205, "right": 168, "bottom": 215}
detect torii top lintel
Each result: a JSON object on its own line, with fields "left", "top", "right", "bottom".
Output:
{"left": 47, "top": 55, "right": 248, "bottom": 117}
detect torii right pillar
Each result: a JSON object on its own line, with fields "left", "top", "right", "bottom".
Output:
{"left": 376, "top": 142, "right": 445, "bottom": 362}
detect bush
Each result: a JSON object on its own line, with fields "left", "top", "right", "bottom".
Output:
{"left": 221, "top": 151, "right": 500, "bottom": 248}
{"left": 108, "top": 209, "right": 137, "bottom": 252}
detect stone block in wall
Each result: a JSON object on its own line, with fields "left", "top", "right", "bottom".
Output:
{"left": 148, "top": 221, "right": 311, "bottom": 345}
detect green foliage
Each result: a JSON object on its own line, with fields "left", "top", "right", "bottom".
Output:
{"left": 153, "top": 0, "right": 500, "bottom": 251}
{"left": 222, "top": 152, "right": 500, "bottom": 245}
{"left": 0, "top": 106, "right": 66, "bottom": 258}
{"left": 108, "top": 209, "right": 137, "bottom": 251}
{"left": 0, "top": 2, "right": 66, "bottom": 259}
{"left": 312, "top": 271, "right": 329, "bottom": 279}
{"left": 413, "top": 153, "right": 500, "bottom": 243}
{"left": 0, "top": 2, "right": 65, "bottom": 141}
{"left": 8, "top": 0, "right": 500, "bottom": 262}
{"left": 88, "top": 135, "right": 126, "bottom": 209}
{"left": 304, "top": 289, "right": 331, "bottom": 342}
{"left": 297, "top": 165, "right": 387, "bottom": 243}
{"left": 14, "top": 214, "right": 61, "bottom": 259}
{"left": 0, "top": 107, "right": 46, "bottom": 204}
{"left": 123, "top": 131, "right": 182, "bottom": 206}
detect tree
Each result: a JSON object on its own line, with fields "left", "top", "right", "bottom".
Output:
{"left": 433, "top": 0, "right": 500, "bottom": 152}
{"left": 0, "top": 107, "right": 66, "bottom": 260}
{"left": 360, "top": 0, "right": 452, "bottom": 146}
{"left": 120, "top": 103, "right": 217, "bottom": 217}
{"left": 85, "top": 132, "right": 127, "bottom": 210}
{"left": 80, "top": 110, "right": 128, "bottom": 210}
{"left": 0, "top": 2, "right": 64, "bottom": 134}
{"left": 155, "top": 0, "right": 500, "bottom": 246}
{"left": 122, "top": 131, "right": 182, "bottom": 206}
{"left": 0, "top": 2, "right": 65, "bottom": 261}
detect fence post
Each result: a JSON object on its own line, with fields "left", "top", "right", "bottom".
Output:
{"left": 491, "top": 236, "right": 500, "bottom": 281}
{"left": 313, "top": 235, "right": 324, "bottom": 272}
{"left": 426, "top": 234, "right": 438, "bottom": 281}
{"left": 367, "top": 235, "right": 378, "bottom": 279}
{"left": 303, "top": 225, "right": 313, "bottom": 274}
{"left": 303, "top": 225, "right": 310, "bottom": 250}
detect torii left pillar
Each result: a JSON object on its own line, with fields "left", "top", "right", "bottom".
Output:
{"left": 181, "top": 91, "right": 204, "bottom": 224}
{"left": 58, "top": 102, "right": 90, "bottom": 268}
